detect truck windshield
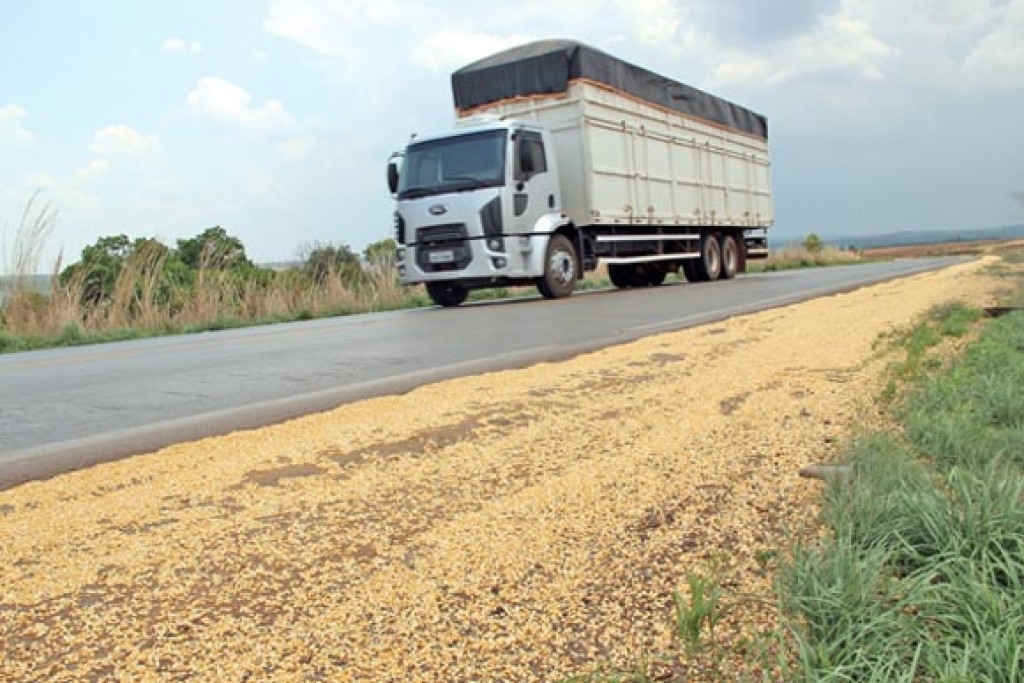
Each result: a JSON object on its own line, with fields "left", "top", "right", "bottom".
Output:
{"left": 398, "top": 130, "right": 506, "bottom": 200}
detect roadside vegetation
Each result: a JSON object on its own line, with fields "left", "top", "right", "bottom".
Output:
{"left": 565, "top": 250, "right": 1024, "bottom": 682}
{"left": 0, "top": 197, "right": 935, "bottom": 355}
{"left": 777, "top": 292, "right": 1024, "bottom": 681}
{"left": 0, "top": 198, "right": 410, "bottom": 353}
{"left": 748, "top": 233, "right": 867, "bottom": 272}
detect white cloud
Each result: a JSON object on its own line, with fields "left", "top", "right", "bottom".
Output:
{"left": 815, "top": 0, "right": 1024, "bottom": 90}
{"left": 962, "top": 1, "right": 1024, "bottom": 88}
{"left": 277, "top": 136, "right": 316, "bottom": 162}
{"left": 616, "top": 0, "right": 682, "bottom": 46}
{"left": 22, "top": 172, "right": 101, "bottom": 213}
{"left": 0, "top": 105, "right": 37, "bottom": 145}
{"left": 162, "top": 37, "right": 202, "bottom": 54}
{"left": 241, "top": 165, "right": 284, "bottom": 206}
{"left": 74, "top": 158, "right": 111, "bottom": 183}
{"left": 414, "top": 31, "right": 535, "bottom": 71}
{"left": 264, "top": 0, "right": 407, "bottom": 58}
{"left": 90, "top": 125, "right": 161, "bottom": 157}
{"left": 186, "top": 77, "right": 296, "bottom": 130}
{"left": 25, "top": 172, "right": 56, "bottom": 188}
{"left": 711, "top": 11, "right": 897, "bottom": 88}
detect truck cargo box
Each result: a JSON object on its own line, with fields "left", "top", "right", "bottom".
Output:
{"left": 452, "top": 40, "right": 773, "bottom": 231}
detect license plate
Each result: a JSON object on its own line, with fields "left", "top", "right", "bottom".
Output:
{"left": 428, "top": 250, "right": 455, "bottom": 264}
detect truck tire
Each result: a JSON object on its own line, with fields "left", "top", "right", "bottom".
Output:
{"left": 720, "top": 234, "right": 739, "bottom": 280}
{"left": 608, "top": 263, "right": 635, "bottom": 289}
{"left": 537, "top": 234, "right": 578, "bottom": 299}
{"left": 693, "top": 233, "right": 722, "bottom": 282}
{"left": 646, "top": 269, "right": 667, "bottom": 286}
{"left": 680, "top": 261, "right": 698, "bottom": 282}
{"left": 426, "top": 281, "right": 469, "bottom": 307}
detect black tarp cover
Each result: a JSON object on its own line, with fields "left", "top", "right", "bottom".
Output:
{"left": 451, "top": 39, "right": 767, "bottom": 140}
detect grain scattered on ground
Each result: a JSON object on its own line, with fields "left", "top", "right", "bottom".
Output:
{"left": 0, "top": 257, "right": 1005, "bottom": 682}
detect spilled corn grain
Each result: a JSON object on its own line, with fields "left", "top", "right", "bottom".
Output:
{"left": 0, "top": 257, "right": 1004, "bottom": 682}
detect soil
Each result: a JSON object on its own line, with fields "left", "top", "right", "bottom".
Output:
{"left": 0, "top": 257, "right": 1007, "bottom": 682}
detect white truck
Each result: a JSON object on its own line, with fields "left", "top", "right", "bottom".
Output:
{"left": 387, "top": 39, "right": 773, "bottom": 307}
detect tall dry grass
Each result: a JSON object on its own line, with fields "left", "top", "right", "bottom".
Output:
{"left": 756, "top": 245, "right": 864, "bottom": 272}
{"left": 1, "top": 199, "right": 415, "bottom": 349}
{"left": 0, "top": 193, "right": 74, "bottom": 338}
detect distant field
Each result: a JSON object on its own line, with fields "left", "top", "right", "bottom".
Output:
{"left": 861, "top": 238, "right": 1024, "bottom": 259}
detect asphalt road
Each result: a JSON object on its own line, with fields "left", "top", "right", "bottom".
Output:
{"left": 0, "top": 258, "right": 961, "bottom": 487}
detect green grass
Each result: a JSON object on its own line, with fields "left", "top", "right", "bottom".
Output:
{"left": 672, "top": 565, "right": 726, "bottom": 655}
{"left": 778, "top": 291, "right": 1024, "bottom": 681}
{"left": 875, "top": 301, "right": 984, "bottom": 401}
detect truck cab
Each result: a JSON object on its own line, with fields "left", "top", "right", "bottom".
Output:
{"left": 388, "top": 117, "right": 579, "bottom": 307}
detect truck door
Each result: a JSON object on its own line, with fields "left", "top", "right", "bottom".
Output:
{"left": 511, "top": 130, "right": 558, "bottom": 237}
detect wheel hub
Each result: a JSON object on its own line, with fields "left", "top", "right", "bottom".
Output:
{"left": 550, "top": 251, "right": 574, "bottom": 286}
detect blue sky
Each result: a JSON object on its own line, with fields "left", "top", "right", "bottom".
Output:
{"left": 2, "top": 0, "right": 1023, "bottom": 272}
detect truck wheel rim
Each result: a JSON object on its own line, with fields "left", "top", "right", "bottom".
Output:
{"left": 707, "top": 243, "right": 720, "bottom": 274}
{"left": 550, "top": 250, "right": 575, "bottom": 286}
{"left": 723, "top": 240, "right": 736, "bottom": 272}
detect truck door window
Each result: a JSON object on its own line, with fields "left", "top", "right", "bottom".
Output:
{"left": 517, "top": 131, "right": 547, "bottom": 180}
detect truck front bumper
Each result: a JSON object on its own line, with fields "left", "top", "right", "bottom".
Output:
{"left": 399, "top": 234, "right": 547, "bottom": 286}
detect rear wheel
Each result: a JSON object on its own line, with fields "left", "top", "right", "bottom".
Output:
{"left": 680, "top": 260, "right": 698, "bottom": 282}
{"left": 693, "top": 233, "right": 722, "bottom": 282}
{"left": 537, "top": 234, "right": 578, "bottom": 299}
{"left": 608, "top": 263, "right": 635, "bottom": 289}
{"left": 646, "top": 269, "right": 667, "bottom": 286}
{"left": 426, "top": 281, "right": 468, "bottom": 307}
{"left": 720, "top": 234, "right": 739, "bottom": 280}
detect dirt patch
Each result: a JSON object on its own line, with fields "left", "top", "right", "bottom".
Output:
{"left": 720, "top": 392, "right": 751, "bottom": 415}
{"left": 244, "top": 463, "right": 327, "bottom": 487}
{"left": 648, "top": 352, "right": 688, "bottom": 365}
{"left": 0, "top": 256, "right": 1006, "bottom": 682}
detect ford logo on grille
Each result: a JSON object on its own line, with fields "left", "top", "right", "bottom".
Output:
{"left": 428, "top": 204, "right": 447, "bottom": 216}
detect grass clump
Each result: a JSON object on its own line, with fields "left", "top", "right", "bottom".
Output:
{"left": 876, "top": 301, "right": 984, "bottom": 402}
{"left": 672, "top": 564, "right": 726, "bottom": 655}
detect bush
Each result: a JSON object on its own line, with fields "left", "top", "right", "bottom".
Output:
{"left": 802, "top": 233, "right": 823, "bottom": 253}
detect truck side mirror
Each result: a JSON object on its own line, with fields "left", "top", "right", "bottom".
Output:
{"left": 386, "top": 153, "right": 402, "bottom": 195}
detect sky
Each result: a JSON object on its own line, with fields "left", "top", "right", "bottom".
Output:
{"left": 1, "top": 0, "right": 1023, "bottom": 272}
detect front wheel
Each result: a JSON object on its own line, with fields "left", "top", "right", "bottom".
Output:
{"left": 537, "top": 234, "right": 578, "bottom": 299}
{"left": 425, "top": 281, "right": 468, "bottom": 307}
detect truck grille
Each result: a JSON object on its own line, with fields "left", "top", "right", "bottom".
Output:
{"left": 416, "top": 224, "right": 467, "bottom": 244}
{"left": 414, "top": 223, "right": 472, "bottom": 272}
